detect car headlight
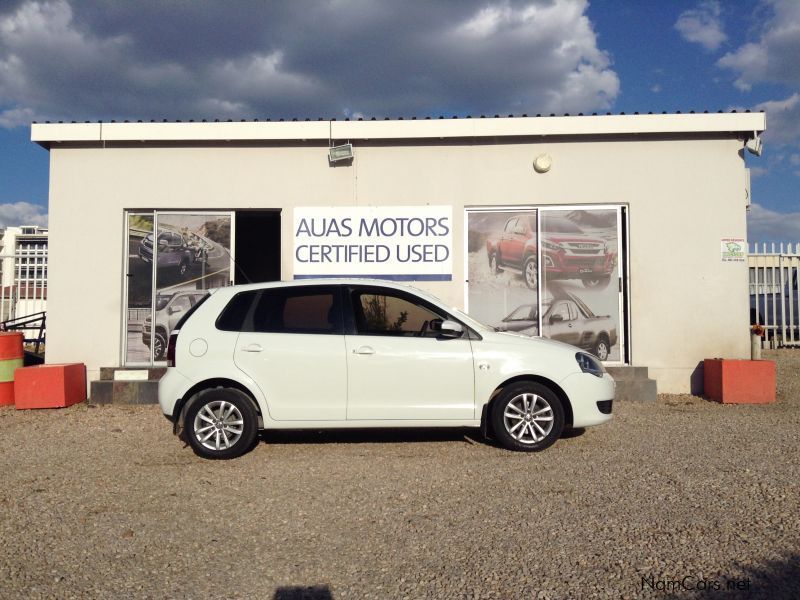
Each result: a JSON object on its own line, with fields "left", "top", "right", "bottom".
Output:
{"left": 575, "top": 352, "right": 605, "bottom": 377}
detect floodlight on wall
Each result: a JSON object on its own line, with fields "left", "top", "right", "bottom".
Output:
{"left": 745, "top": 132, "right": 762, "bottom": 156}
{"left": 329, "top": 143, "right": 353, "bottom": 163}
{"left": 533, "top": 153, "right": 552, "bottom": 173}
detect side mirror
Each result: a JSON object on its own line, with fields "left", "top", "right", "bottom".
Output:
{"left": 439, "top": 320, "right": 464, "bottom": 338}
{"left": 168, "top": 305, "right": 183, "bottom": 315}
{"left": 549, "top": 314, "right": 564, "bottom": 324}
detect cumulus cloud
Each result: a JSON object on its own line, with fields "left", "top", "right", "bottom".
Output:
{"left": 717, "top": 0, "right": 800, "bottom": 90}
{"left": 674, "top": 1, "right": 727, "bottom": 51}
{"left": 754, "top": 93, "right": 800, "bottom": 145}
{"left": 748, "top": 204, "right": 800, "bottom": 243}
{"left": 0, "top": 201, "right": 47, "bottom": 228}
{"left": 0, "top": 0, "right": 619, "bottom": 125}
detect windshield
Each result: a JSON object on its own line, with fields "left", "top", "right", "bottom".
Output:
{"left": 543, "top": 216, "right": 583, "bottom": 234}
{"left": 155, "top": 294, "right": 173, "bottom": 310}
{"left": 506, "top": 304, "right": 536, "bottom": 321}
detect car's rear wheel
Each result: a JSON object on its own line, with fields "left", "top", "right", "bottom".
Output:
{"left": 582, "top": 275, "right": 610, "bottom": 289}
{"left": 491, "top": 382, "right": 564, "bottom": 452}
{"left": 185, "top": 388, "right": 258, "bottom": 459}
{"left": 592, "top": 336, "right": 610, "bottom": 361}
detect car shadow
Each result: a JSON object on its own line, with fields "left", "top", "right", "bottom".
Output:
{"left": 259, "top": 427, "right": 481, "bottom": 446}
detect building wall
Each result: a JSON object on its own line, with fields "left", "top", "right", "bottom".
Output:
{"left": 46, "top": 135, "right": 749, "bottom": 392}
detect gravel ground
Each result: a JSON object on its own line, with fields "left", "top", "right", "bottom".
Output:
{"left": 1, "top": 351, "right": 798, "bottom": 600}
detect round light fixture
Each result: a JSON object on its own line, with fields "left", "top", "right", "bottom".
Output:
{"left": 533, "top": 153, "right": 552, "bottom": 173}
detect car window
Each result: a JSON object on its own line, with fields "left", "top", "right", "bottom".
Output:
{"left": 551, "top": 302, "right": 571, "bottom": 321}
{"left": 216, "top": 290, "right": 260, "bottom": 331}
{"left": 352, "top": 289, "right": 444, "bottom": 337}
{"left": 504, "top": 218, "right": 518, "bottom": 233}
{"left": 252, "top": 287, "right": 342, "bottom": 334}
{"left": 567, "top": 301, "right": 578, "bottom": 321}
{"left": 172, "top": 295, "right": 192, "bottom": 313}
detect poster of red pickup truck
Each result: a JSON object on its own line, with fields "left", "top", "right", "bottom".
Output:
{"left": 468, "top": 208, "right": 622, "bottom": 362}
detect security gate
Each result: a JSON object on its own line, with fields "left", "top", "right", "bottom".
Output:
{"left": 749, "top": 243, "right": 800, "bottom": 346}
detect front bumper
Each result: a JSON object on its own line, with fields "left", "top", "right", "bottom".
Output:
{"left": 559, "top": 371, "right": 615, "bottom": 428}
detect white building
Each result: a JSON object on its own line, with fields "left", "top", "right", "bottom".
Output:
{"left": 32, "top": 111, "right": 765, "bottom": 393}
{"left": 0, "top": 225, "right": 48, "bottom": 322}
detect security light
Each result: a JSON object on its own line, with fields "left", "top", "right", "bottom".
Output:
{"left": 745, "top": 133, "right": 762, "bottom": 156}
{"left": 329, "top": 143, "right": 353, "bottom": 162}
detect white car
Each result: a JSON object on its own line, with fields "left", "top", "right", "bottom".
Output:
{"left": 159, "top": 280, "right": 614, "bottom": 459}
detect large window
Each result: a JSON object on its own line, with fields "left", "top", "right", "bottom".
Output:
{"left": 466, "top": 206, "right": 626, "bottom": 363}
{"left": 124, "top": 211, "right": 233, "bottom": 364}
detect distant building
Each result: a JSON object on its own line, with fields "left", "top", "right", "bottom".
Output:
{"left": 0, "top": 225, "right": 48, "bottom": 322}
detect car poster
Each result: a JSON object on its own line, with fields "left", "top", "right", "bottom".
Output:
{"left": 125, "top": 212, "right": 232, "bottom": 364}
{"left": 467, "top": 207, "right": 623, "bottom": 363}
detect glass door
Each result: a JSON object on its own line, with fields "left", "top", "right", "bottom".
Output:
{"left": 123, "top": 211, "right": 234, "bottom": 365}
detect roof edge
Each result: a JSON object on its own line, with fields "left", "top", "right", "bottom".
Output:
{"left": 31, "top": 112, "right": 766, "bottom": 146}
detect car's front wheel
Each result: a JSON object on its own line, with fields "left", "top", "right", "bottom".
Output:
{"left": 153, "top": 331, "right": 167, "bottom": 360}
{"left": 491, "top": 382, "right": 564, "bottom": 451}
{"left": 184, "top": 388, "right": 259, "bottom": 459}
{"left": 524, "top": 256, "right": 538, "bottom": 289}
{"left": 489, "top": 252, "right": 502, "bottom": 274}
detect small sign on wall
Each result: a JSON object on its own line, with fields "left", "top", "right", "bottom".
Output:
{"left": 294, "top": 206, "right": 453, "bottom": 281}
{"left": 721, "top": 238, "right": 746, "bottom": 262}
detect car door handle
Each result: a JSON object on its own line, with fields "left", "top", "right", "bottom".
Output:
{"left": 241, "top": 344, "right": 263, "bottom": 352}
{"left": 353, "top": 346, "right": 375, "bottom": 355}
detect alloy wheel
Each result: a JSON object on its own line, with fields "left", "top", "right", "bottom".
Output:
{"left": 503, "top": 392, "right": 554, "bottom": 444}
{"left": 193, "top": 400, "right": 245, "bottom": 451}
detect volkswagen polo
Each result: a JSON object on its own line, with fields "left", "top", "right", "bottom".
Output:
{"left": 159, "top": 280, "right": 614, "bottom": 459}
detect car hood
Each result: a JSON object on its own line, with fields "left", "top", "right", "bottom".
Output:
{"left": 544, "top": 233, "right": 604, "bottom": 245}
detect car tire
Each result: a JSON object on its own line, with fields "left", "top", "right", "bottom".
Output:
{"left": 582, "top": 275, "right": 610, "bottom": 289}
{"left": 489, "top": 252, "right": 502, "bottom": 273}
{"left": 523, "top": 256, "right": 538, "bottom": 289}
{"left": 491, "top": 382, "right": 564, "bottom": 452}
{"left": 184, "top": 388, "right": 259, "bottom": 459}
{"left": 153, "top": 331, "right": 167, "bottom": 361}
{"left": 592, "top": 335, "right": 610, "bottom": 361}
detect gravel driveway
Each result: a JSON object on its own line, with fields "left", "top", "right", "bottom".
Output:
{"left": 1, "top": 351, "right": 798, "bottom": 599}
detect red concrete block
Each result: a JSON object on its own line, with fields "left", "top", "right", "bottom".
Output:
{"left": 704, "top": 359, "right": 776, "bottom": 404}
{"left": 14, "top": 363, "right": 87, "bottom": 410}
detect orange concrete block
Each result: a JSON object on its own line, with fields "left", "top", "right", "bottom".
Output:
{"left": 14, "top": 364, "right": 87, "bottom": 410}
{"left": 703, "top": 359, "right": 776, "bottom": 404}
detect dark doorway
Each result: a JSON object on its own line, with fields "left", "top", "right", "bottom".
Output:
{"left": 234, "top": 210, "right": 281, "bottom": 284}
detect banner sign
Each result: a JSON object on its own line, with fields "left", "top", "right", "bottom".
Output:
{"left": 294, "top": 206, "right": 452, "bottom": 281}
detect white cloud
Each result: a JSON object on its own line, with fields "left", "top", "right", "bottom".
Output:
{"left": 675, "top": 1, "right": 727, "bottom": 51}
{"left": 0, "top": 0, "right": 619, "bottom": 125}
{"left": 749, "top": 166, "right": 768, "bottom": 178}
{"left": 754, "top": 93, "right": 800, "bottom": 145}
{"left": 748, "top": 203, "right": 800, "bottom": 243}
{"left": 0, "top": 201, "right": 48, "bottom": 228}
{"left": 717, "top": 0, "right": 800, "bottom": 90}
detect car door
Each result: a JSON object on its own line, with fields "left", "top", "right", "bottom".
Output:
{"left": 545, "top": 300, "right": 582, "bottom": 346}
{"left": 344, "top": 285, "right": 475, "bottom": 421}
{"left": 233, "top": 285, "right": 348, "bottom": 421}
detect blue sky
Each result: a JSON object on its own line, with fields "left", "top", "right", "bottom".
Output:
{"left": 0, "top": 0, "right": 798, "bottom": 241}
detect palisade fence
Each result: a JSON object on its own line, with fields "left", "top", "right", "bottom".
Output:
{"left": 748, "top": 243, "right": 800, "bottom": 347}
{"left": 0, "top": 246, "right": 47, "bottom": 351}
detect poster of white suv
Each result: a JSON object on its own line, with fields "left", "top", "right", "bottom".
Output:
{"left": 159, "top": 280, "right": 615, "bottom": 459}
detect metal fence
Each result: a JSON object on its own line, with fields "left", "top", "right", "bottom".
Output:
{"left": 749, "top": 243, "right": 800, "bottom": 346}
{"left": 0, "top": 246, "right": 48, "bottom": 339}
